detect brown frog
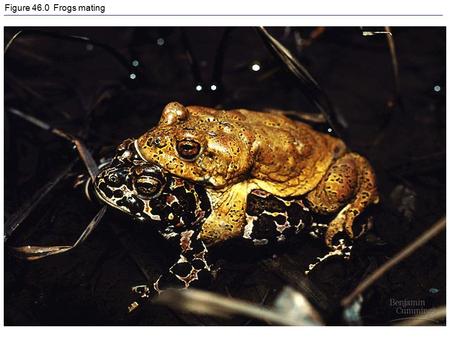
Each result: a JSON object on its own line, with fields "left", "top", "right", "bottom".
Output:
{"left": 137, "top": 102, "right": 379, "bottom": 250}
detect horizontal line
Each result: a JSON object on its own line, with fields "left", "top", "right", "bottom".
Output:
{"left": 3, "top": 14, "right": 445, "bottom": 17}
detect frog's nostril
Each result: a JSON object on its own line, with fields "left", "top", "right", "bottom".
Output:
{"left": 153, "top": 137, "right": 166, "bottom": 148}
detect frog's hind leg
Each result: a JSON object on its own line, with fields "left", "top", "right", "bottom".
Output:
{"left": 305, "top": 237, "right": 352, "bottom": 275}
{"left": 242, "top": 191, "right": 361, "bottom": 276}
{"left": 306, "top": 153, "right": 378, "bottom": 248}
{"left": 305, "top": 216, "right": 374, "bottom": 275}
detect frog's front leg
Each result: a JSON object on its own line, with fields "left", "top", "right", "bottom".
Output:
{"left": 305, "top": 153, "right": 378, "bottom": 248}
{"left": 200, "top": 181, "right": 257, "bottom": 245}
{"left": 132, "top": 227, "right": 213, "bottom": 305}
{"left": 155, "top": 228, "right": 213, "bottom": 292}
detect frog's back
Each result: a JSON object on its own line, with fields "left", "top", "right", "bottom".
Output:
{"left": 186, "top": 105, "right": 346, "bottom": 197}
{"left": 137, "top": 102, "right": 345, "bottom": 197}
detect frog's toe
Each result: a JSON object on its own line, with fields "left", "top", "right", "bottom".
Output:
{"left": 325, "top": 216, "right": 346, "bottom": 247}
{"left": 325, "top": 205, "right": 357, "bottom": 247}
{"left": 127, "top": 284, "right": 156, "bottom": 313}
{"left": 325, "top": 225, "right": 341, "bottom": 247}
{"left": 344, "top": 219, "right": 355, "bottom": 239}
{"left": 305, "top": 237, "right": 353, "bottom": 275}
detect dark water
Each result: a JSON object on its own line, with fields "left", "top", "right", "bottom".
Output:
{"left": 4, "top": 27, "right": 446, "bottom": 325}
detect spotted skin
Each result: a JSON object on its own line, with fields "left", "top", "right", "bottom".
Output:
{"left": 94, "top": 138, "right": 372, "bottom": 300}
{"left": 94, "top": 139, "right": 213, "bottom": 296}
{"left": 137, "top": 102, "right": 346, "bottom": 195}
{"left": 154, "top": 228, "right": 213, "bottom": 292}
{"left": 305, "top": 153, "right": 379, "bottom": 246}
{"left": 243, "top": 190, "right": 357, "bottom": 275}
{"left": 95, "top": 139, "right": 211, "bottom": 228}
{"left": 243, "top": 190, "right": 313, "bottom": 245}
{"left": 136, "top": 102, "right": 379, "bottom": 248}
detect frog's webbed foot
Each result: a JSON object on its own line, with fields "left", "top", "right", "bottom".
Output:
{"left": 305, "top": 237, "right": 352, "bottom": 275}
{"left": 306, "top": 216, "right": 373, "bottom": 275}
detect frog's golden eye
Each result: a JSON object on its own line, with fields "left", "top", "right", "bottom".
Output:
{"left": 176, "top": 139, "right": 201, "bottom": 161}
{"left": 133, "top": 176, "right": 162, "bottom": 198}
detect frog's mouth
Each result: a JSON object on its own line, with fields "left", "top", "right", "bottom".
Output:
{"left": 133, "top": 139, "right": 146, "bottom": 161}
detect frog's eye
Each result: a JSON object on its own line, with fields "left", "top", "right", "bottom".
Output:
{"left": 176, "top": 139, "right": 201, "bottom": 161}
{"left": 133, "top": 176, "right": 163, "bottom": 198}
{"left": 109, "top": 173, "right": 119, "bottom": 183}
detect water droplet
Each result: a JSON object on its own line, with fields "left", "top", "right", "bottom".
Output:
{"left": 251, "top": 63, "right": 261, "bottom": 72}
{"left": 130, "top": 73, "right": 136, "bottom": 80}
{"left": 157, "top": 38, "right": 165, "bottom": 46}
